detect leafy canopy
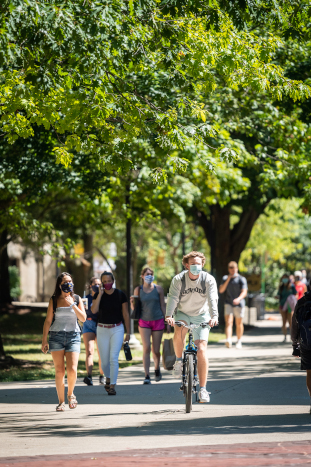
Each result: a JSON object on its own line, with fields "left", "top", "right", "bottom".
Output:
{"left": 1, "top": 0, "right": 311, "bottom": 178}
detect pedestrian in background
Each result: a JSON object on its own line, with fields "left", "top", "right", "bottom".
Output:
{"left": 131, "top": 267, "right": 166, "bottom": 385}
{"left": 301, "top": 269, "right": 309, "bottom": 286}
{"left": 219, "top": 261, "right": 248, "bottom": 349}
{"left": 294, "top": 271, "right": 307, "bottom": 300}
{"left": 277, "top": 273, "right": 297, "bottom": 342}
{"left": 82, "top": 277, "right": 104, "bottom": 386}
{"left": 91, "top": 271, "right": 130, "bottom": 396}
{"left": 41, "top": 272, "right": 86, "bottom": 411}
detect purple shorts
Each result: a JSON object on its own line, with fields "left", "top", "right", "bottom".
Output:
{"left": 138, "top": 318, "right": 165, "bottom": 331}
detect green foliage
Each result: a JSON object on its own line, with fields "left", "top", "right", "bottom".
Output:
{"left": 0, "top": 0, "right": 311, "bottom": 175}
{"left": 8, "top": 265, "right": 21, "bottom": 300}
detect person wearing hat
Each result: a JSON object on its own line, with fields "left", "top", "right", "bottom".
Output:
{"left": 294, "top": 271, "right": 307, "bottom": 300}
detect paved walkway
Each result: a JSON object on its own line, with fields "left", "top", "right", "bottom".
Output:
{"left": 0, "top": 317, "right": 311, "bottom": 465}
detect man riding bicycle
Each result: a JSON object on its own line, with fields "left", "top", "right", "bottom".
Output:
{"left": 165, "top": 251, "right": 218, "bottom": 403}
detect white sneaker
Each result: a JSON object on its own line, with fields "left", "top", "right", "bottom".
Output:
{"left": 199, "top": 388, "right": 210, "bottom": 403}
{"left": 225, "top": 339, "right": 232, "bottom": 348}
{"left": 172, "top": 360, "right": 183, "bottom": 379}
{"left": 236, "top": 340, "right": 242, "bottom": 349}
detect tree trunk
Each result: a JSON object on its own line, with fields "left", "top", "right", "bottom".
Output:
{"left": 0, "top": 230, "right": 12, "bottom": 306}
{"left": 83, "top": 233, "right": 93, "bottom": 278}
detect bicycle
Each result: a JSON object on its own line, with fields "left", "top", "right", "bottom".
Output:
{"left": 175, "top": 320, "right": 211, "bottom": 413}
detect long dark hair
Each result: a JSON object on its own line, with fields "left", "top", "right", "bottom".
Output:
{"left": 100, "top": 271, "right": 115, "bottom": 282}
{"left": 52, "top": 272, "right": 74, "bottom": 300}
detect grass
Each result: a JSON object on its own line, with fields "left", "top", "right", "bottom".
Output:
{"left": 0, "top": 311, "right": 225, "bottom": 382}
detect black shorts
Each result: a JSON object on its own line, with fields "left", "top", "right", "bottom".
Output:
{"left": 300, "top": 347, "right": 311, "bottom": 371}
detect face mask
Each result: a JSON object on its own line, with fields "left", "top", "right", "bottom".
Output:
{"left": 61, "top": 282, "right": 73, "bottom": 293}
{"left": 190, "top": 265, "right": 202, "bottom": 275}
{"left": 103, "top": 282, "right": 113, "bottom": 290}
{"left": 282, "top": 278, "right": 289, "bottom": 284}
{"left": 92, "top": 285, "right": 99, "bottom": 293}
{"left": 144, "top": 275, "right": 154, "bottom": 284}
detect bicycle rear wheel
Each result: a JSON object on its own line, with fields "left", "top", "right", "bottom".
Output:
{"left": 185, "top": 354, "right": 193, "bottom": 413}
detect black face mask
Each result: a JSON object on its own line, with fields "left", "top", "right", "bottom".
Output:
{"left": 92, "top": 285, "right": 99, "bottom": 293}
{"left": 61, "top": 282, "right": 73, "bottom": 293}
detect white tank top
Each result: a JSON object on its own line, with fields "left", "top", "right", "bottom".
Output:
{"left": 49, "top": 306, "right": 81, "bottom": 333}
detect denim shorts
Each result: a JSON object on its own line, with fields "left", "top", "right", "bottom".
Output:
{"left": 49, "top": 331, "right": 81, "bottom": 353}
{"left": 82, "top": 319, "right": 97, "bottom": 335}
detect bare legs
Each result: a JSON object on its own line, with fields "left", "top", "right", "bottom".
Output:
{"left": 225, "top": 315, "right": 243, "bottom": 341}
{"left": 139, "top": 327, "right": 164, "bottom": 376}
{"left": 51, "top": 350, "right": 79, "bottom": 403}
{"left": 235, "top": 317, "right": 244, "bottom": 340}
{"left": 280, "top": 310, "right": 292, "bottom": 337}
{"left": 65, "top": 351, "right": 79, "bottom": 397}
{"left": 225, "top": 315, "right": 233, "bottom": 341}
{"left": 82, "top": 332, "right": 103, "bottom": 377}
{"left": 195, "top": 340, "right": 208, "bottom": 387}
{"left": 51, "top": 350, "right": 65, "bottom": 404}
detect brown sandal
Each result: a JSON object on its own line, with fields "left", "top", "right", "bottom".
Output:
{"left": 108, "top": 387, "right": 116, "bottom": 396}
{"left": 56, "top": 402, "right": 65, "bottom": 412}
{"left": 68, "top": 394, "right": 78, "bottom": 409}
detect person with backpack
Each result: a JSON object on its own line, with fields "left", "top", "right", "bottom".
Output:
{"left": 41, "top": 272, "right": 86, "bottom": 412}
{"left": 219, "top": 261, "right": 248, "bottom": 349}
{"left": 291, "top": 289, "right": 311, "bottom": 413}
{"left": 277, "top": 273, "right": 297, "bottom": 342}
{"left": 82, "top": 277, "right": 104, "bottom": 386}
{"left": 165, "top": 251, "right": 218, "bottom": 403}
{"left": 131, "top": 267, "right": 166, "bottom": 385}
{"left": 91, "top": 271, "right": 130, "bottom": 396}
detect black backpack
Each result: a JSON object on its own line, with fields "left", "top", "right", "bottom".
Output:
{"left": 296, "top": 299, "right": 311, "bottom": 349}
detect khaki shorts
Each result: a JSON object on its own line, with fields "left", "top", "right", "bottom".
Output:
{"left": 224, "top": 304, "right": 245, "bottom": 319}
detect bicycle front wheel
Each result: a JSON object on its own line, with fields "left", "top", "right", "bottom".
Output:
{"left": 186, "top": 354, "right": 193, "bottom": 413}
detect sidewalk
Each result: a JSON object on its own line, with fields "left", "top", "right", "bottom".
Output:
{"left": 0, "top": 318, "right": 310, "bottom": 464}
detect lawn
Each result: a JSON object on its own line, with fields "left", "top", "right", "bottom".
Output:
{"left": 0, "top": 310, "right": 225, "bottom": 382}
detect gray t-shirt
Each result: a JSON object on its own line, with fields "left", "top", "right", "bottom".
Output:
{"left": 221, "top": 274, "right": 248, "bottom": 307}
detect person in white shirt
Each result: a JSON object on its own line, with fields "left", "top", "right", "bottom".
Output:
{"left": 165, "top": 251, "right": 218, "bottom": 403}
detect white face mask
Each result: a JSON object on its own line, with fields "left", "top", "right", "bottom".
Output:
{"left": 190, "top": 264, "right": 202, "bottom": 275}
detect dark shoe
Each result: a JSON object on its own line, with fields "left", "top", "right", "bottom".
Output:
{"left": 154, "top": 369, "right": 162, "bottom": 382}
{"left": 104, "top": 379, "right": 111, "bottom": 392}
{"left": 108, "top": 387, "right": 116, "bottom": 395}
{"left": 143, "top": 375, "right": 151, "bottom": 384}
{"left": 99, "top": 375, "right": 104, "bottom": 385}
{"left": 83, "top": 376, "right": 93, "bottom": 386}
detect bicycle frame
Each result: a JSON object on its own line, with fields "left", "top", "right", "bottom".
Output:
{"left": 182, "top": 328, "right": 199, "bottom": 400}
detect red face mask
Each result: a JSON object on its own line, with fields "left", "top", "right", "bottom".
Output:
{"left": 103, "top": 282, "right": 113, "bottom": 290}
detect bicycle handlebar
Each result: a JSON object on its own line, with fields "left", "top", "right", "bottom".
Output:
{"left": 175, "top": 320, "right": 211, "bottom": 330}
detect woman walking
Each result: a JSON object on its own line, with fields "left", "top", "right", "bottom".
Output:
{"left": 82, "top": 277, "right": 104, "bottom": 386}
{"left": 91, "top": 271, "right": 130, "bottom": 395}
{"left": 277, "top": 273, "right": 297, "bottom": 342}
{"left": 132, "top": 267, "right": 166, "bottom": 384}
{"left": 41, "top": 272, "right": 86, "bottom": 411}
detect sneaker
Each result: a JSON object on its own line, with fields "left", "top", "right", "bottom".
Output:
{"left": 99, "top": 375, "right": 104, "bottom": 385}
{"left": 83, "top": 375, "right": 93, "bottom": 386}
{"left": 236, "top": 340, "right": 242, "bottom": 349}
{"left": 172, "top": 360, "right": 183, "bottom": 379}
{"left": 154, "top": 369, "right": 162, "bottom": 382}
{"left": 199, "top": 388, "right": 210, "bottom": 403}
{"left": 225, "top": 339, "right": 232, "bottom": 348}
{"left": 143, "top": 375, "right": 151, "bottom": 384}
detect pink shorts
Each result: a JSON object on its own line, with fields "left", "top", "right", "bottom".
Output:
{"left": 138, "top": 318, "right": 165, "bottom": 331}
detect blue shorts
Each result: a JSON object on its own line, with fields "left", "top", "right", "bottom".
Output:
{"left": 82, "top": 319, "right": 97, "bottom": 335}
{"left": 49, "top": 331, "right": 81, "bottom": 353}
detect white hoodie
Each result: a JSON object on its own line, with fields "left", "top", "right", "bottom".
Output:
{"left": 166, "top": 270, "right": 218, "bottom": 318}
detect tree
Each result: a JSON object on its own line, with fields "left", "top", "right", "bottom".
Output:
{"left": 0, "top": 0, "right": 310, "bottom": 175}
